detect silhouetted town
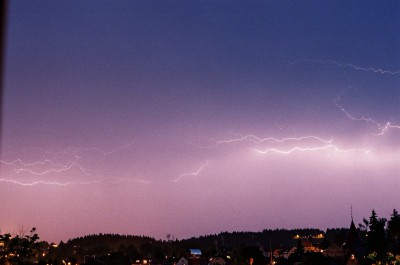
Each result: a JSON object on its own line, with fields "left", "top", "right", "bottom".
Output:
{"left": 1, "top": 209, "right": 399, "bottom": 265}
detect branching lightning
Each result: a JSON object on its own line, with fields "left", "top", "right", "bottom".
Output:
{"left": 334, "top": 93, "right": 400, "bottom": 136}
{"left": 378, "top": 122, "right": 400, "bottom": 136}
{"left": 1, "top": 141, "right": 212, "bottom": 186}
{"left": 0, "top": 142, "right": 135, "bottom": 186}
{"left": 192, "top": 131, "right": 372, "bottom": 163}
{"left": 291, "top": 59, "right": 400, "bottom": 136}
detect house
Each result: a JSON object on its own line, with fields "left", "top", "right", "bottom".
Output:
{"left": 177, "top": 257, "right": 189, "bottom": 265}
{"left": 324, "top": 243, "right": 345, "bottom": 258}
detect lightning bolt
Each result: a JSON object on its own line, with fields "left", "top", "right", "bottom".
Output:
{"left": 334, "top": 93, "right": 400, "bottom": 136}
{"left": 0, "top": 178, "right": 100, "bottom": 186}
{"left": 292, "top": 59, "right": 400, "bottom": 75}
{"left": 290, "top": 59, "right": 400, "bottom": 135}
{"left": 1, "top": 141, "right": 213, "bottom": 186}
{"left": 0, "top": 141, "right": 135, "bottom": 186}
{"left": 15, "top": 162, "right": 92, "bottom": 176}
{"left": 378, "top": 122, "right": 400, "bottom": 136}
{"left": 193, "top": 131, "right": 372, "bottom": 162}
{"left": 252, "top": 145, "right": 371, "bottom": 155}
{"left": 172, "top": 161, "right": 210, "bottom": 183}
{"left": 193, "top": 135, "right": 333, "bottom": 148}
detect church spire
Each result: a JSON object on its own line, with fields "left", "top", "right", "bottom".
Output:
{"left": 351, "top": 204, "right": 353, "bottom": 221}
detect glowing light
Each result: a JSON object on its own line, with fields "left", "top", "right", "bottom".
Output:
{"left": 314, "top": 233, "right": 324, "bottom": 239}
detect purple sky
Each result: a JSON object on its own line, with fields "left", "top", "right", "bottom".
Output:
{"left": 1, "top": 0, "right": 399, "bottom": 243}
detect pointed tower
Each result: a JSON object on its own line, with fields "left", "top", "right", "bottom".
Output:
{"left": 346, "top": 219, "right": 361, "bottom": 254}
{"left": 344, "top": 207, "right": 367, "bottom": 264}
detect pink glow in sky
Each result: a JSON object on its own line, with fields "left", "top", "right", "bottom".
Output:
{"left": 1, "top": 1, "right": 399, "bottom": 243}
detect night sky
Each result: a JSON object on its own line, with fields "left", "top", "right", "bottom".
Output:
{"left": 1, "top": 0, "right": 399, "bottom": 242}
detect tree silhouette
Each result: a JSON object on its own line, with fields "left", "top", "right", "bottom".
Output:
{"left": 387, "top": 209, "right": 400, "bottom": 254}
{"left": 0, "top": 227, "right": 40, "bottom": 265}
{"left": 367, "top": 210, "right": 387, "bottom": 257}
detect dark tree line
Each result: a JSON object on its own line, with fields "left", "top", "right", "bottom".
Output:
{"left": 1, "top": 210, "right": 399, "bottom": 265}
